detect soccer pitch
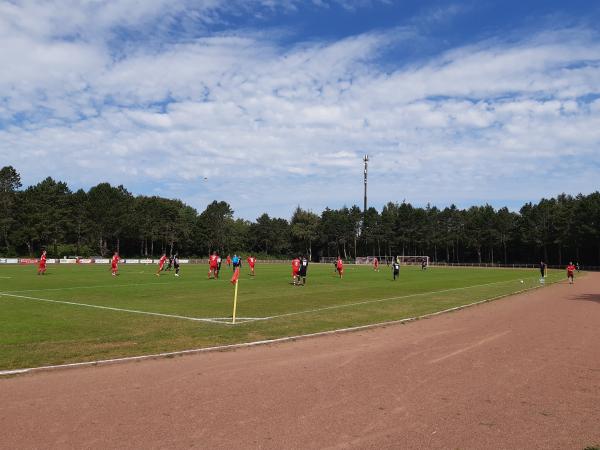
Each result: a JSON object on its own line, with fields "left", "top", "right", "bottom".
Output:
{"left": 0, "top": 263, "right": 562, "bottom": 371}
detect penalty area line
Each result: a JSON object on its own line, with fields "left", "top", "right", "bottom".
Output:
{"left": 0, "top": 281, "right": 547, "bottom": 377}
{"left": 0, "top": 292, "right": 229, "bottom": 325}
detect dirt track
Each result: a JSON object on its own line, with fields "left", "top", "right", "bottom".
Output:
{"left": 1, "top": 274, "right": 599, "bottom": 449}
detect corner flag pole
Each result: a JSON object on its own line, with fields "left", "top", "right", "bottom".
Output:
{"left": 231, "top": 267, "right": 240, "bottom": 324}
{"left": 232, "top": 281, "right": 239, "bottom": 324}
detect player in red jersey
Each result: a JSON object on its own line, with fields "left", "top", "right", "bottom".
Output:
{"left": 208, "top": 251, "right": 219, "bottom": 279}
{"left": 247, "top": 255, "right": 256, "bottom": 276}
{"left": 226, "top": 254, "right": 232, "bottom": 268}
{"left": 291, "top": 256, "right": 301, "bottom": 285}
{"left": 156, "top": 252, "right": 167, "bottom": 276}
{"left": 373, "top": 257, "right": 379, "bottom": 272}
{"left": 111, "top": 251, "right": 120, "bottom": 276}
{"left": 336, "top": 256, "right": 344, "bottom": 278}
{"left": 37, "top": 249, "right": 47, "bottom": 275}
{"left": 566, "top": 262, "right": 576, "bottom": 284}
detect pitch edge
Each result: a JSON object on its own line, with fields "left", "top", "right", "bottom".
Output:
{"left": 0, "top": 282, "right": 551, "bottom": 377}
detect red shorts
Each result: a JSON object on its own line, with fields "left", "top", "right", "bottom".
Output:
{"left": 568, "top": 271, "right": 574, "bottom": 277}
{"left": 112, "top": 263, "right": 118, "bottom": 270}
{"left": 210, "top": 264, "right": 217, "bottom": 270}
{"left": 292, "top": 269, "right": 299, "bottom": 276}
{"left": 39, "top": 263, "right": 46, "bottom": 269}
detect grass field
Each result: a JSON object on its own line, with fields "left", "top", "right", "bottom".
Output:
{"left": 0, "top": 263, "right": 563, "bottom": 371}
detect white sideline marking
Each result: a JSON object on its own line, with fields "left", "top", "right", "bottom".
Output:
{"left": 209, "top": 318, "right": 260, "bottom": 324}
{"left": 4, "top": 281, "right": 363, "bottom": 303}
{"left": 0, "top": 282, "right": 547, "bottom": 376}
{"left": 206, "top": 317, "right": 263, "bottom": 321}
{"left": 429, "top": 330, "right": 512, "bottom": 364}
{"left": 0, "top": 276, "right": 12, "bottom": 279}
{"left": 0, "top": 292, "right": 229, "bottom": 325}
{"left": 256, "top": 278, "right": 535, "bottom": 321}
{"left": 0, "top": 278, "right": 545, "bottom": 327}
{"left": 3, "top": 281, "right": 177, "bottom": 294}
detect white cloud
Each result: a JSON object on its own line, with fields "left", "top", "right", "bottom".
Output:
{"left": 0, "top": 1, "right": 599, "bottom": 218}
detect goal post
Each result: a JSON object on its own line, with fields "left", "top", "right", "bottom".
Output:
{"left": 320, "top": 257, "right": 339, "bottom": 264}
{"left": 397, "top": 256, "right": 429, "bottom": 266}
{"left": 355, "top": 256, "right": 376, "bottom": 265}
{"left": 355, "top": 256, "right": 429, "bottom": 266}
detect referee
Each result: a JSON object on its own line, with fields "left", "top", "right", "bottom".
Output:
{"left": 173, "top": 253, "right": 180, "bottom": 277}
{"left": 392, "top": 260, "right": 400, "bottom": 280}
{"left": 540, "top": 260, "right": 546, "bottom": 278}
{"left": 298, "top": 255, "right": 309, "bottom": 286}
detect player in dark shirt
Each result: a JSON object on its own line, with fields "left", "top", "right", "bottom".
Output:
{"left": 392, "top": 261, "right": 400, "bottom": 280}
{"left": 298, "top": 256, "right": 309, "bottom": 286}
{"left": 173, "top": 253, "right": 180, "bottom": 277}
{"left": 539, "top": 261, "right": 546, "bottom": 279}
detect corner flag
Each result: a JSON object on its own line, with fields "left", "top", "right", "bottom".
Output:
{"left": 231, "top": 267, "right": 240, "bottom": 284}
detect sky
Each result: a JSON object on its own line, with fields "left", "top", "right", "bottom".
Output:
{"left": 1, "top": 0, "right": 599, "bottom": 220}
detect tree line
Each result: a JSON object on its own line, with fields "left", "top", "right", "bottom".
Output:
{"left": 1, "top": 166, "right": 599, "bottom": 266}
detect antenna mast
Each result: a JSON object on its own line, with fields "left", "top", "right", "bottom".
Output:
{"left": 363, "top": 154, "right": 369, "bottom": 214}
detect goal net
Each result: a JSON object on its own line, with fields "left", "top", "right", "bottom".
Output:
{"left": 355, "top": 256, "right": 377, "bottom": 265}
{"left": 355, "top": 256, "right": 429, "bottom": 266}
{"left": 320, "top": 257, "right": 340, "bottom": 264}
{"left": 397, "top": 256, "right": 429, "bottom": 266}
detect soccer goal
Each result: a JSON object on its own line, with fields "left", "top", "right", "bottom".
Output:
{"left": 355, "top": 256, "right": 429, "bottom": 266}
{"left": 397, "top": 256, "right": 429, "bottom": 266}
{"left": 320, "top": 257, "right": 339, "bottom": 264}
{"left": 355, "top": 256, "right": 377, "bottom": 265}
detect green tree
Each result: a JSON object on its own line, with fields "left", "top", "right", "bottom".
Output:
{"left": 290, "top": 207, "right": 320, "bottom": 260}
{"left": 68, "top": 189, "right": 91, "bottom": 256}
{"left": 362, "top": 207, "right": 382, "bottom": 256}
{"left": 87, "top": 183, "right": 133, "bottom": 256}
{"left": 14, "top": 178, "right": 72, "bottom": 256}
{"left": 197, "top": 201, "right": 235, "bottom": 254}
{"left": 380, "top": 202, "right": 399, "bottom": 257}
{"left": 496, "top": 207, "right": 517, "bottom": 264}
{"left": 0, "top": 166, "right": 22, "bottom": 255}
{"left": 251, "top": 214, "right": 290, "bottom": 256}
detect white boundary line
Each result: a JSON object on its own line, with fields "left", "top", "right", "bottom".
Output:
{"left": 0, "top": 278, "right": 549, "bottom": 329}
{"left": 206, "top": 318, "right": 264, "bottom": 322}
{"left": 252, "top": 277, "right": 537, "bottom": 322}
{"left": 2, "top": 281, "right": 375, "bottom": 304}
{"left": 0, "top": 277, "right": 531, "bottom": 327}
{"left": 1, "top": 281, "right": 180, "bottom": 294}
{"left": 0, "top": 281, "right": 551, "bottom": 377}
{"left": 0, "top": 292, "right": 232, "bottom": 325}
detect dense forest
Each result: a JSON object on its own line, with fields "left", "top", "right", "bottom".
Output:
{"left": 1, "top": 166, "right": 599, "bottom": 266}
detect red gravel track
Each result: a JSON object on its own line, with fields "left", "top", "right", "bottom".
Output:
{"left": 1, "top": 274, "right": 599, "bottom": 449}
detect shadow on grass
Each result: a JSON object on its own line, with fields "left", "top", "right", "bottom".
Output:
{"left": 572, "top": 294, "right": 600, "bottom": 304}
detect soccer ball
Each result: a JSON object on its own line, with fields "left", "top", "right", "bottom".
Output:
{"left": 520, "top": 280, "right": 524, "bottom": 284}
